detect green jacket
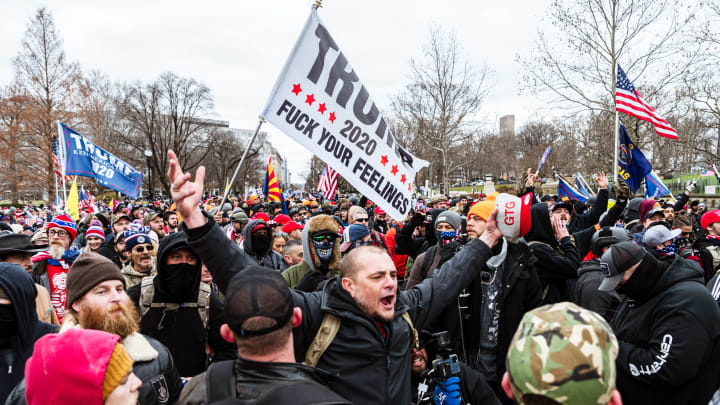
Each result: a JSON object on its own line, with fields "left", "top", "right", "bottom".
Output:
{"left": 282, "top": 261, "right": 340, "bottom": 288}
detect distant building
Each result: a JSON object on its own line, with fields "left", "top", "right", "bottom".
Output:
{"left": 499, "top": 115, "right": 515, "bottom": 137}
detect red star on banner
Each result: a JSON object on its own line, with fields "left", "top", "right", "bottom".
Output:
{"left": 400, "top": 174, "right": 407, "bottom": 184}
{"left": 305, "top": 94, "right": 316, "bottom": 106}
{"left": 329, "top": 112, "right": 336, "bottom": 123}
{"left": 380, "top": 155, "right": 388, "bottom": 166}
{"left": 292, "top": 83, "right": 302, "bottom": 96}
{"left": 391, "top": 165, "right": 398, "bottom": 176}
{"left": 318, "top": 103, "right": 327, "bottom": 114}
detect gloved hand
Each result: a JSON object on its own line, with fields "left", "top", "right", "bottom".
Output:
{"left": 614, "top": 179, "right": 631, "bottom": 204}
{"left": 676, "top": 237, "right": 693, "bottom": 258}
{"left": 686, "top": 180, "right": 697, "bottom": 195}
{"left": 410, "top": 212, "right": 425, "bottom": 227}
{"left": 433, "top": 376, "right": 462, "bottom": 405}
{"left": 295, "top": 270, "right": 328, "bottom": 292}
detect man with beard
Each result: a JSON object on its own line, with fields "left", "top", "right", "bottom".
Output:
{"left": 600, "top": 241, "right": 720, "bottom": 404}
{"left": 7, "top": 253, "right": 183, "bottom": 405}
{"left": 241, "top": 219, "right": 284, "bottom": 270}
{"left": 369, "top": 206, "right": 389, "bottom": 234}
{"left": 98, "top": 213, "right": 132, "bottom": 266}
{"left": 121, "top": 229, "right": 157, "bottom": 288}
{"left": 127, "top": 232, "right": 236, "bottom": 377}
{"left": 167, "top": 149, "right": 504, "bottom": 404}
{"left": 163, "top": 211, "right": 179, "bottom": 235}
{"left": 144, "top": 211, "right": 166, "bottom": 241}
{"left": 0, "top": 263, "right": 57, "bottom": 403}
{"left": 30, "top": 214, "right": 80, "bottom": 322}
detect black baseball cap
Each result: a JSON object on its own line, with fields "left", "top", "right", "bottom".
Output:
{"left": 0, "top": 231, "right": 48, "bottom": 254}
{"left": 598, "top": 241, "right": 647, "bottom": 291}
{"left": 224, "top": 266, "right": 293, "bottom": 337}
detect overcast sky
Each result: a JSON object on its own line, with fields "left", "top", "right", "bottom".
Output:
{"left": 0, "top": 0, "right": 554, "bottom": 184}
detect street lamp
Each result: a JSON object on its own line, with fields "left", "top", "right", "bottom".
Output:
{"left": 144, "top": 150, "right": 152, "bottom": 199}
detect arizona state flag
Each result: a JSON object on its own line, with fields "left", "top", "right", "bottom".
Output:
{"left": 264, "top": 156, "right": 282, "bottom": 202}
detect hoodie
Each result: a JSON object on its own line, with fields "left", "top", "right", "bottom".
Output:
{"left": 281, "top": 215, "right": 342, "bottom": 290}
{"left": 242, "top": 219, "right": 283, "bottom": 270}
{"left": 525, "top": 203, "right": 581, "bottom": 304}
{"left": 0, "top": 263, "right": 57, "bottom": 402}
{"left": 127, "top": 232, "right": 236, "bottom": 377}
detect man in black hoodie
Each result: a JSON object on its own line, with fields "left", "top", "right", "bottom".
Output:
{"left": 525, "top": 203, "right": 581, "bottom": 304}
{"left": 127, "top": 232, "right": 236, "bottom": 377}
{"left": 600, "top": 241, "right": 720, "bottom": 404}
{"left": 242, "top": 219, "right": 284, "bottom": 270}
{"left": 0, "top": 263, "right": 57, "bottom": 402}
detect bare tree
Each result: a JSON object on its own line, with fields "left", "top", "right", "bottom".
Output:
{"left": 392, "top": 26, "right": 490, "bottom": 195}
{"left": 518, "top": 0, "right": 696, "bottom": 115}
{"left": 116, "top": 72, "right": 217, "bottom": 195}
{"left": 12, "top": 7, "right": 83, "bottom": 199}
{"left": 203, "top": 129, "right": 264, "bottom": 195}
{"left": 0, "top": 83, "right": 35, "bottom": 204}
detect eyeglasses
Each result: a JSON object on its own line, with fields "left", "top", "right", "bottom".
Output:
{"left": 355, "top": 218, "right": 369, "bottom": 223}
{"left": 48, "top": 230, "right": 69, "bottom": 238}
{"left": 132, "top": 245, "right": 154, "bottom": 253}
{"left": 312, "top": 235, "right": 335, "bottom": 242}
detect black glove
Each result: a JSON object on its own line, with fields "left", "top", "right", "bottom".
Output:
{"left": 410, "top": 212, "right": 425, "bottom": 227}
{"left": 295, "top": 270, "right": 329, "bottom": 292}
{"left": 676, "top": 237, "right": 693, "bottom": 258}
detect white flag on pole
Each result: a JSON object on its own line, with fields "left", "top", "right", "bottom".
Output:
{"left": 261, "top": 7, "right": 428, "bottom": 220}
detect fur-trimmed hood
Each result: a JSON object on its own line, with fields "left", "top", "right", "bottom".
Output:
{"left": 302, "top": 214, "right": 342, "bottom": 273}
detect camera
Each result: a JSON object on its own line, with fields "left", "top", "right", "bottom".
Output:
{"left": 430, "top": 331, "right": 461, "bottom": 381}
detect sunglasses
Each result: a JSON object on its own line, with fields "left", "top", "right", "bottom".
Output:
{"left": 312, "top": 235, "right": 335, "bottom": 242}
{"left": 133, "top": 245, "right": 154, "bottom": 253}
{"left": 355, "top": 218, "right": 369, "bottom": 223}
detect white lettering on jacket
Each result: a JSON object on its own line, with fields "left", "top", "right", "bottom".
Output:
{"left": 629, "top": 334, "right": 673, "bottom": 377}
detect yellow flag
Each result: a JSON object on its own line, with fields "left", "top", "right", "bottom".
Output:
{"left": 66, "top": 178, "right": 80, "bottom": 221}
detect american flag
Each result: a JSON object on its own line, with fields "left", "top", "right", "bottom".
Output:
{"left": 616, "top": 65, "right": 678, "bottom": 140}
{"left": 318, "top": 164, "right": 338, "bottom": 200}
{"left": 51, "top": 136, "right": 73, "bottom": 182}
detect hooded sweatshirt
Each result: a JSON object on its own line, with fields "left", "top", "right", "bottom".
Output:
{"left": 0, "top": 263, "right": 58, "bottom": 402}
{"left": 281, "top": 215, "right": 342, "bottom": 290}
{"left": 242, "top": 219, "right": 283, "bottom": 270}
{"left": 127, "top": 232, "right": 236, "bottom": 377}
{"left": 525, "top": 203, "right": 581, "bottom": 304}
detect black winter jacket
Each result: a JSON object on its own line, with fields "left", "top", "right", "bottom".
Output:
{"left": 575, "top": 260, "right": 622, "bottom": 322}
{"left": 0, "top": 264, "right": 57, "bottom": 403}
{"left": 183, "top": 212, "right": 496, "bottom": 404}
{"left": 242, "top": 219, "right": 283, "bottom": 270}
{"left": 127, "top": 232, "right": 236, "bottom": 377}
{"left": 611, "top": 256, "right": 720, "bottom": 405}
{"left": 178, "top": 356, "right": 350, "bottom": 404}
{"left": 525, "top": 204, "right": 581, "bottom": 304}
{"left": 567, "top": 188, "right": 609, "bottom": 234}
{"left": 395, "top": 210, "right": 440, "bottom": 258}
{"left": 693, "top": 236, "right": 720, "bottom": 284}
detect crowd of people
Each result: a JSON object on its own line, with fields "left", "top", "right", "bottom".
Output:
{"left": 2, "top": 153, "right": 720, "bottom": 404}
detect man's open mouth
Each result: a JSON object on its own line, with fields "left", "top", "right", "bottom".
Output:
{"left": 380, "top": 294, "right": 395, "bottom": 309}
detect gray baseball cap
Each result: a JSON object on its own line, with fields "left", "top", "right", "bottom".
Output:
{"left": 643, "top": 226, "right": 681, "bottom": 247}
{"left": 598, "top": 241, "right": 647, "bottom": 291}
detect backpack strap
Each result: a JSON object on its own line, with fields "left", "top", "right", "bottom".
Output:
{"left": 139, "top": 276, "right": 155, "bottom": 318}
{"left": 303, "top": 313, "right": 342, "bottom": 367}
{"left": 197, "top": 282, "right": 211, "bottom": 331}
{"left": 206, "top": 360, "right": 236, "bottom": 403}
{"left": 401, "top": 311, "right": 419, "bottom": 349}
{"left": 420, "top": 245, "right": 438, "bottom": 280}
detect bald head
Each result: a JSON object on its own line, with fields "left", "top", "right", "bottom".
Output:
{"left": 340, "top": 245, "right": 390, "bottom": 280}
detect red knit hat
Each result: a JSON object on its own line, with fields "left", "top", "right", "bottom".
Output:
{"left": 47, "top": 214, "right": 78, "bottom": 241}
{"left": 701, "top": 210, "right": 720, "bottom": 231}
{"left": 25, "top": 329, "right": 129, "bottom": 405}
{"left": 85, "top": 226, "right": 105, "bottom": 240}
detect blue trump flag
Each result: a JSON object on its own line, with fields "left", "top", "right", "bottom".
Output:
{"left": 645, "top": 171, "right": 672, "bottom": 198}
{"left": 574, "top": 176, "right": 591, "bottom": 198}
{"left": 59, "top": 123, "right": 143, "bottom": 198}
{"left": 558, "top": 176, "right": 588, "bottom": 202}
{"left": 617, "top": 122, "right": 652, "bottom": 193}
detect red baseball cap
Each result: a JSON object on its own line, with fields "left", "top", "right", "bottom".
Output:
{"left": 374, "top": 206, "right": 386, "bottom": 215}
{"left": 282, "top": 221, "right": 303, "bottom": 234}
{"left": 273, "top": 214, "right": 292, "bottom": 225}
{"left": 701, "top": 209, "right": 720, "bottom": 230}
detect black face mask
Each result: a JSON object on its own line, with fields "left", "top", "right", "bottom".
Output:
{"left": 617, "top": 255, "right": 665, "bottom": 301}
{"left": 161, "top": 263, "right": 199, "bottom": 302}
{"left": 0, "top": 304, "right": 18, "bottom": 347}
{"left": 251, "top": 231, "right": 272, "bottom": 256}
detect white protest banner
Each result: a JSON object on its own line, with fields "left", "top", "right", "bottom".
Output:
{"left": 261, "top": 7, "right": 429, "bottom": 220}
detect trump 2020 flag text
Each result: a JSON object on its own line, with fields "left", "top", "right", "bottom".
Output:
{"left": 59, "top": 122, "right": 144, "bottom": 198}
{"left": 260, "top": 7, "right": 429, "bottom": 220}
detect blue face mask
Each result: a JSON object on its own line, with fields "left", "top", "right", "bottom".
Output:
{"left": 657, "top": 243, "right": 678, "bottom": 256}
{"left": 436, "top": 230, "right": 458, "bottom": 246}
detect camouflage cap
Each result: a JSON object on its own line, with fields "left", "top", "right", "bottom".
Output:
{"left": 506, "top": 302, "right": 618, "bottom": 405}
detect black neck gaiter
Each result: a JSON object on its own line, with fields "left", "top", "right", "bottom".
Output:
{"left": 617, "top": 254, "right": 667, "bottom": 302}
